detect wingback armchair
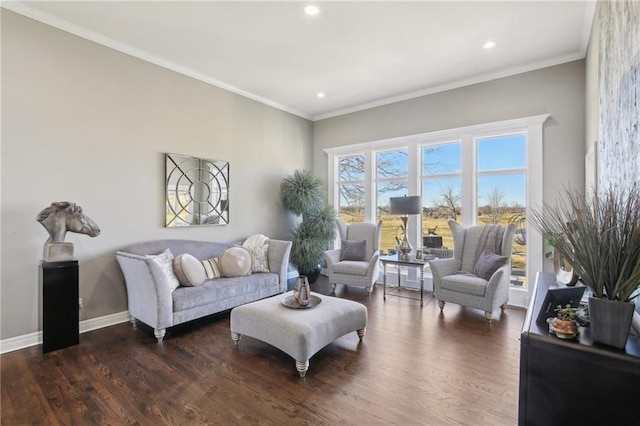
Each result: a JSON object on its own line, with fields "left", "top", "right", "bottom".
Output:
{"left": 323, "top": 220, "right": 382, "bottom": 295}
{"left": 429, "top": 219, "right": 515, "bottom": 322}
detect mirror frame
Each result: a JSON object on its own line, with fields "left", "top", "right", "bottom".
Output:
{"left": 165, "top": 153, "right": 229, "bottom": 227}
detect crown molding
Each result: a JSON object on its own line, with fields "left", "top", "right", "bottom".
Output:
{"left": 1, "top": 2, "right": 312, "bottom": 121}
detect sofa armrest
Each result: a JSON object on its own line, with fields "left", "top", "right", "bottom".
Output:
{"left": 115, "top": 251, "right": 173, "bottom": 330}
{"left": 267, "top": 239, "right": 292, "bottom": 293}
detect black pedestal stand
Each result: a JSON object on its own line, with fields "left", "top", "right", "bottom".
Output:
{"left": 40, "top": 260, "right": 79, "bottom": 353}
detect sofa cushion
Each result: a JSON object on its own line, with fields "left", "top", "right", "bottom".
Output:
{"left": 145, "top": 248, "right": 180, "bottom": 292}
{"left": 173, "top": 253, "right": 207, "bottom": 286}
{"left": 220, "top": 247, "right": 252, "bottom": 277}
{"left": 202, "top": 257, "right": 222, "bottom": 279}
{"left": 172, "top": 273, "right": 279, "bottom": 312}
{"left": 441, "top": 274, "right": 487, "bottom": 296}
{"left": 341, "top": 240, "right": 366, "bottom": 261}
{"left": 247, "top": 244, "right": 270, "bottom": 273}
{"left": 474, "top": 249, "right": 508, "bottom": 280}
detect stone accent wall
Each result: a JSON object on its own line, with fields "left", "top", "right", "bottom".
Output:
{"left": 598, "top": 0, "right": 640, "bottom": 191}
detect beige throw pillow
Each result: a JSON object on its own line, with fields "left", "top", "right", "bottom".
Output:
{"left": 202, "top": 257, "right": 222, "bottom": 279}
{"left": 220, "top": 247, "right": 252, "bottom": 277}
{"left": 173, "top": 253, "right": 207, "bottom": 286}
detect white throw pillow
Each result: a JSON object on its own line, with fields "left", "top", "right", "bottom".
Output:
{"left": 242, "top": 234, "right": 269, "bottom": 248}
{"left": 145, "top": 248, "right": 180, "bottom": 292}
{"left": 220, "top": 247, "right": 252, "bottom": 277}
{"left": 173, "top": 253, "right": 207, "bottom": 286}
{"left": 248, "top": 244, "right": 270, "bottom": 273}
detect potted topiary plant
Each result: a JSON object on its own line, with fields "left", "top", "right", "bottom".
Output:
{"left": 530, "top": 184, "right": 640, "bottom": 349}
{"left": 280, "top": 170, "right": 336, "bottom": 283}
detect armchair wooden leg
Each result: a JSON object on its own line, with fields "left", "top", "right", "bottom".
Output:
{"left": 357, "top": 327, "right": 366, "bottom": 341}
{"left": 154, "top": 328, "right": 166, "bottom": 343}
{"left": 484, "top": 311, "right": 494, "bottom": 323}
{"left": 501, "top": 303, "right": 508, "bottom": 312}
{"left": 366, "top": 285, "right": 374, "bottom": 295}
{"left": 129, "top": 315, "right": 138, "bottom": 329}
{"left": 438, "top": 300, "right": 445, "bottom": 311}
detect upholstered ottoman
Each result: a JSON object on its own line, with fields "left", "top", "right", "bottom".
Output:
{"left": 230, "top": 291, "right": 367, "bottom": 377}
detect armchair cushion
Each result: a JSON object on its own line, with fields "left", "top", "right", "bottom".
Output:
{"left": 341, "top": 240, "right": 366, "bottom": 261}
{"left": 442, "top": 274, "right": 487, "bottom": 297}
{"left": 474, "top": 249, "right": 508, "bottom": 281}
{"left": 333, "top": 260, "right": 369, "bottom": 276}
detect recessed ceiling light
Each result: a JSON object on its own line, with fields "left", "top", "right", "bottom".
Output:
{"left": 483, "top": 41, "right": 497, "bottom": 49}
{"left": 317, "top": 92, "right": 325, "bottom": 98}
{"left": 304, "top": 5, "right": 320, "bottom": 16}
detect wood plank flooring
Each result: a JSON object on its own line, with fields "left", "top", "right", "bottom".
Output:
{"left": 1, "top": 277, "right": 525, "bottom": 425}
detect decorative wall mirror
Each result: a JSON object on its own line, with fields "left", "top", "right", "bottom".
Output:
{"left": 165, "top": 153, "right": 229, "bottom": 227}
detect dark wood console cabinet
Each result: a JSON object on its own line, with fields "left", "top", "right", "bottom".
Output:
{"left": 41, "top": 260, "right": 79, "bottom": 353}
{"left": 519, "top": 272, "right": 640, "bottom": 425}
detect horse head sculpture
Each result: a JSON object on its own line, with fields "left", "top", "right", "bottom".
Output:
{"left": 37, "top": 201, "right": 101, "bottom": 244}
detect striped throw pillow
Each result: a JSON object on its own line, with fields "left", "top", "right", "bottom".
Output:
{"left": 201, "top": 257, "right": 222, "bottom": 279}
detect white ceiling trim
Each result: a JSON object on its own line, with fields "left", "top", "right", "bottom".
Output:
{"left": 2, "top": 1, "right": 312, "bottom": 120}
{"left": 4, "top": 1, "right": 595, "bottom": 123}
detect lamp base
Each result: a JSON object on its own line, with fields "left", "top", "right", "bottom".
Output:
{"left": 398, "top": 235, "right": 412, "bottom": 261}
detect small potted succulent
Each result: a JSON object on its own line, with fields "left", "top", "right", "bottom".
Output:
{"left": 549, "top": 304, "right": 579, "bottom": 339}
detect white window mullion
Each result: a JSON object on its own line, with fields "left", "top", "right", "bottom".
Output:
{"left": 460, "top": 134, "right": 475, "bottom": 227}
{"left": 364, "top": 149, "right": 374, "bottom": 223}
{"left": 327, "top": 151, "right": 336, "bottom": 210}
{"left": 407, "top": 143, "right": 420, "bottom": 247}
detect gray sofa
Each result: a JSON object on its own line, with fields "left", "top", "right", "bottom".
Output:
{"left": 116, "top": 239, "right": 292, "bottom": 342}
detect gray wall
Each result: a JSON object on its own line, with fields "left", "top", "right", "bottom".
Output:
{"left": 1, "top": 11, "right": 312, "bottom": 339}
{"left": 313, "top": 60, "right": 586, "bottom": 209}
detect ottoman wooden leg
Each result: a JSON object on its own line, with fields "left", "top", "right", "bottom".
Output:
{"left": 296, "top": 360, "right": 309, "bottom": 377}
{"left": 231, "top": 331, "right": 242, "bottom": 346}
{"left": 357, "top": 327, "right": 366, "bottom": 341}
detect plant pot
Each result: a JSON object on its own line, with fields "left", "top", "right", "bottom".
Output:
{"left": 549, "top": 318, "right": 578, "bottom": 339}
{"left": 303, "top": 266, "right": 321, "bottom": 284}
{"left": 588, "top": 296, "right": 635, "bottom": 349}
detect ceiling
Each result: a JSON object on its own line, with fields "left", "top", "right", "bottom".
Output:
{"left": 6, "top": 1, "right": 596, "bottom": 121}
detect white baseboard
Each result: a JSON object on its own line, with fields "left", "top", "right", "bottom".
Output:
{"left": 0, "top": 311, "right": 130, "bottom": 355}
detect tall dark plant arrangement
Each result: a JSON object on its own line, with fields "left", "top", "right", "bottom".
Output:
{"left": 281, "top": 170, "right": 336, "bottom": 274}
{"left": 529, "top": 184, "right": 640, "bottom": 302}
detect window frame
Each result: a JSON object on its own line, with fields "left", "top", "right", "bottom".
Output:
{"left": 325, "top": 114, "right": 549, "bottom": 307}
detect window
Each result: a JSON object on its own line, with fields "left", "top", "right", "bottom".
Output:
{"left": 325, "top": 115, "right": 548, "bottom": 307}
{"left": 476, "top": 134, "right": 527, "bottom": 287}
{"left": 337, "top": 154, "right": 365, "bottom": 223}
{"left": 375, "top": 149, "right": 408, "bottom": 252}
{"left": 421, "top": 142, "right": 462, "bottom": 250}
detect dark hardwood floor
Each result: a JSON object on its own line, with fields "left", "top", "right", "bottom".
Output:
{"left": 1, "top": 276, "right": 525, "bottom": 425}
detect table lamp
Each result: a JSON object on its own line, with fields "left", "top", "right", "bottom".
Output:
{"left": 390, "top": 195, "right": 422, "bottom": 260}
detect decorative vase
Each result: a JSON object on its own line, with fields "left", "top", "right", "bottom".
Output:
{"left": 588, "top": 296, "right": 635, "bottom": 349}
{"left": 293, "top": 275, "right": 311, "bottom": 306}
